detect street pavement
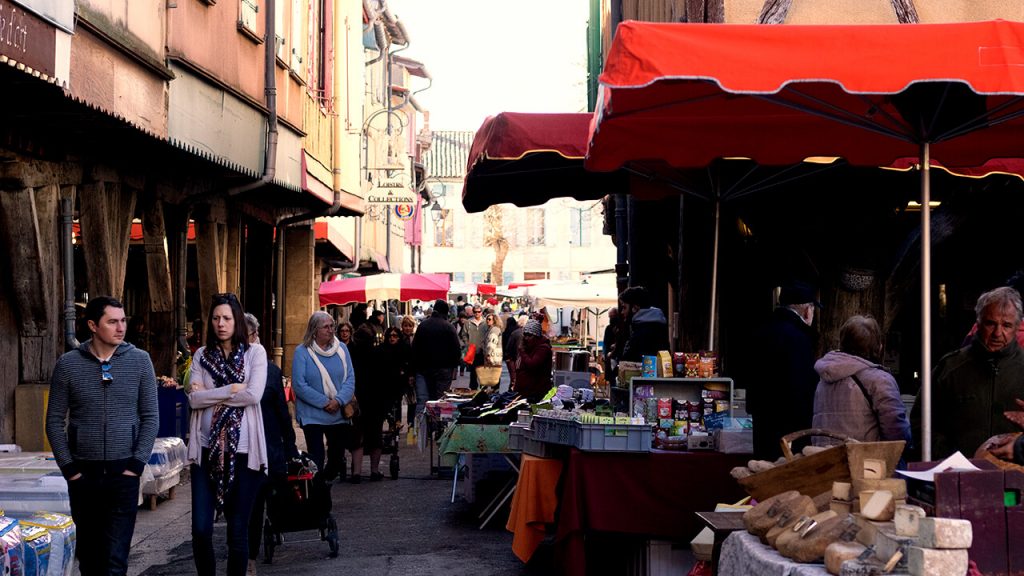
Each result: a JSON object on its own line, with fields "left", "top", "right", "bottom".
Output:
{"left": 125, "top": 371, "right": 550, "bottom": 576}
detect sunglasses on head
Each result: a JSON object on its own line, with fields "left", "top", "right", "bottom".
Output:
{"left": 101, "top": 362, "right": 113, "bottom": 385}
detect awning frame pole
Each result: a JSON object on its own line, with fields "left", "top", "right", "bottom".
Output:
{"left": 921, "top": 142, "right": 932, "bottom": 462}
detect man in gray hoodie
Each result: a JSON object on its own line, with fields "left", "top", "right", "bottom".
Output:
{"left": 46, "top": 296, "right": 159, "bottom": 576}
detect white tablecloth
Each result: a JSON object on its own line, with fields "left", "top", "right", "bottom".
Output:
{"left": 719, "top": 531, "right": 830, "bottom": 576}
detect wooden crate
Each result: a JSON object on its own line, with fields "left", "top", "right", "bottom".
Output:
{"left": 906, "top": 460, "right": 1024, "bottom": 576}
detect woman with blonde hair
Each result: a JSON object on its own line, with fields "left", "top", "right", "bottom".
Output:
{"left": 188, "top": 293, "right": 267, "bottom": 576}
{"left": 291, "top": 311, "right": 356, "bottom": 483}
{"left": 480, "top": 312, "right": 504, "bottom": 389}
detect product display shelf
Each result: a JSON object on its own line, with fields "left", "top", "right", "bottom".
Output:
{"left": 628, "top": 377, "right": 734, "bottom": 417}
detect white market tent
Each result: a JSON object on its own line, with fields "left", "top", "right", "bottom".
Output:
{"left": 524, "top": 276, "right": 618, "bottom": 309}
{"left": 525, "top": 276, "right": 618, "bottom": 347}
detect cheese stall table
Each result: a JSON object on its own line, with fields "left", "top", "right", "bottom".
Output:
{"left": 535, "top": 448, "right": 748, "bottom": 576}
{"left": 718, "top": 531, "right": 831, "bottom": 576}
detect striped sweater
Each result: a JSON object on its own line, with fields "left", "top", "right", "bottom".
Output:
{"left": 46, "top": 341, "right": 159, "bottom": 478}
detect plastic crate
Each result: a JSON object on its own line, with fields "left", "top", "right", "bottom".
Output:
{"left": 508, "top": 423, "right": 528, "bottom": 451}
{"left": 577, "top": 423, "right": 653, "bottom": 452}
{"left": 530, "top": 416, "right": 578, "bottom": 446}
{"left": 523, "top": 436, "right": 567, "bottom": 459}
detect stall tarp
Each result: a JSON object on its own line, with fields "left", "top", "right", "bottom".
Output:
{"left": 462, "top": 112, "right": 626, "bottom": 213}
{"left": 318, "top": 273, "right": 450, "bottom": 306}
{"left": 586, "top": 18, "right": 1024, "bottom": 461}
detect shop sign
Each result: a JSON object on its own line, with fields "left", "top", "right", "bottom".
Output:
{"left": 0, "top": 0, "right": 56, "bottom": 78}
{"left": 393, "top": 203, "right": 415, "bottom": 221}
{"left": 366, "top": 179, "right": 417, "bottom": 204}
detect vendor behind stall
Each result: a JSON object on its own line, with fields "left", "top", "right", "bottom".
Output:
{"left": 618, "top": 286, "right": 669, "bottom": 362}
{"left": 514, "top": 319, "right": 553, "bottom": 402}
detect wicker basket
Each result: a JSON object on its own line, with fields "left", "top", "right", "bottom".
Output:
{"left": 475, "top": 366, "right": 502, "bottom": 386}
{"left": 736, "top": 429, "right": 852, "bottom": 501}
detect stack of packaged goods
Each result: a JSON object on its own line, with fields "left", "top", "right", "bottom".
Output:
{"left": 142, "top": 437, "right": 187, "bottom": 508}
{"left": 0, "top": 510, "right": 76, "bottom": 576}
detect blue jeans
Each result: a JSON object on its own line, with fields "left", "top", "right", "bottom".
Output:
{"left": 192, "top": 452, "right": 265, "bottom": 576}
{"left": 415, "top": 369, "right": 454, "bottom": 416}
{"left": 67, "top": 469, "right": 140, "bottom": 576}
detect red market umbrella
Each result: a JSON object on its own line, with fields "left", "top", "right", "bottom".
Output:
{"left": 462, "top": 112, "right": 627, "bottom": 213}
{"left": 586, "top": 20, "right": 1024, "bottom": 461}
{"left": 318, "top": 273, "right": 450, "bottom": 307}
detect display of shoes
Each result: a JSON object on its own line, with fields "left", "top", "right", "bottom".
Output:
{"left": 370, "top": 471, "right": 384, "bottom": 481}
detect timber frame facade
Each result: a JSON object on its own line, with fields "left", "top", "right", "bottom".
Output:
{"left": 0, "top": 1, "right": 421, "bottom": 449}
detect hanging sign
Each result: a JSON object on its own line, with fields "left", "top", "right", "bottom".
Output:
{"left": 367, "top": 179, "right": 417, "bottom": 204}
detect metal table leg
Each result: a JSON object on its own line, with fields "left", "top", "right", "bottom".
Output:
{"left": 476, "top": 454, "right": 521, "bottom": 530}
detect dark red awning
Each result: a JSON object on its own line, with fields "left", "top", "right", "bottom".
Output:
{"left": 461, "top": 112, "right": 626, "bottom": 213}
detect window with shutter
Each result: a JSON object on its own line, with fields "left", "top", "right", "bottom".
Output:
{"left": 239, "top": 0, "right": 258, "bottom": 35}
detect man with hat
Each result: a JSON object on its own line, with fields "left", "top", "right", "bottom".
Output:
{"left": 746, "top": 280, "right": 821, "bottom": 460}
{"left": 411, "top": 299, "right": 463, "bottom": 417}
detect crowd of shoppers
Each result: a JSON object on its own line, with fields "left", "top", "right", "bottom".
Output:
{"left": 46, "top": 290, "right": 562, "bottom": 576}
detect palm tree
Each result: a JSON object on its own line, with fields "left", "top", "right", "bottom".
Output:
{"left": 483, "top": 205, "right": 509, "bottom": 285}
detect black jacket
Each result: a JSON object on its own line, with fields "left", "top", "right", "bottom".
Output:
{"left": 746, "top": 307, "right": 819, "bottom": 460}
{"left": 412, "top": 313, "right": 462, "bottom": 372}
{"left": 915, "top": 339, "right": 1024, "bottom": 459}
{"left": 621, "top": 308, "right": 670, "bottom": 362}
{"left": 261, "top": 361, "right": 297, "bottom": 477}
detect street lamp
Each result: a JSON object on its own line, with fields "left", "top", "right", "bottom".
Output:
{"left": 430, "top": 200, "right": 444, "bottom": 222}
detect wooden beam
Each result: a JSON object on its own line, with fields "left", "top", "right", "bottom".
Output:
{"left": 706, "top": 0, "right": 724, "bottom": 22}
{"left": 141, "top": 195, "right": 176, "bottom": 376}
{"left": 757, "top": 0, "right": 793, "bottom": 24}
{"left": 685, "top": 0, "right": 704, "bottom": 22}
{"left": 79, "top": 181, "right": 136, "bottom": 300}
{"left": 226, "top": 216, "right": 241, "bottom": 297}
{"left": 0, "top": 269, "right": 18, "bottom": 441}
{"left": 890, "top": 0, "right": 919, "bottom": 23}
{"left": 195, "top": 214, "right": 225, "bottom": 324}
{"left": 0, "top": 187, "right": 51, "bottom": 337}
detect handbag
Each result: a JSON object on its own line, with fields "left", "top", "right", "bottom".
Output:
{"left": 343, "top": 395, "right": 360, "bottom": 419}
{"left": 475, "top": 365, "right": 502, "bottom": 387}
{"left": 463, "top": 343, "right": 477, "bottom": 364}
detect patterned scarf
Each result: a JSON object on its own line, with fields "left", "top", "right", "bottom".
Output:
{"left": 199, "top": 343, "right": 247, "bottom": 513}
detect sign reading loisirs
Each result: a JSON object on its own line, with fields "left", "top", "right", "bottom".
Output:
{"left": 366, "top": 180, "right": 417, "bottom": 204}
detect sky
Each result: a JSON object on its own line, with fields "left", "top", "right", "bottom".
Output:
{"left": 386, "top": 0, "right": 590, "bottom": 132}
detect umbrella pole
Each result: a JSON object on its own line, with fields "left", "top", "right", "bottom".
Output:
{"left": 708, "top": 198, "right": 721, "bottom": 351}
{"left": 921, "top": 142, "right": 932, "bottom": 462}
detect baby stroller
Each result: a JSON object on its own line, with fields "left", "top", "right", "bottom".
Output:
{"left": 262, "top": 453, "right": 339, "bottom": 561}
{"left": 381, "top": 407, "right": 401, "bottom": 479}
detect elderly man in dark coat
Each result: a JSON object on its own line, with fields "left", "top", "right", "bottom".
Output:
{"left": 915, "top": 286, "right": 1024, "bottom": 459}
{"left": 746, "top": 281, "right": 821, "bottom": 461}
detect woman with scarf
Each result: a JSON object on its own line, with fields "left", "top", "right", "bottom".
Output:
{"left": 292, "top": 311, "right": 355, "bottom": 483}
{"left": 188, "top": 293, "right": 268, "bottom": 576}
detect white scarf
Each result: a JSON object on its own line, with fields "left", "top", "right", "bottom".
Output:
{"left": 307, "top": 338, "right": 347, "bottom": 401}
